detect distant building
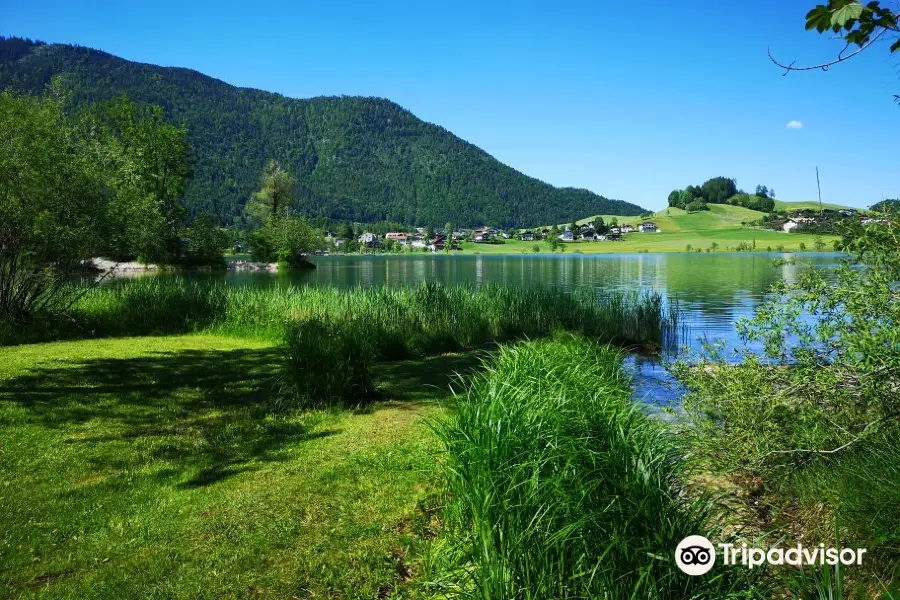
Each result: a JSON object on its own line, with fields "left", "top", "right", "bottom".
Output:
{"left": 385, "top": 232, "right": 410, "bottom": 244}
{"left": 428, "top": 235, "right": 459, "bottom": 252}
{"left": 620, "top": 224, "right": 636, "bottom": 233}
{"left": 609, "top": 227, "right": 621, "bottom": 234}
{"left": 520, "top": 231, "right": 535, "bottom": 241}
{"left": 781, "top": 219, "right": 799, "bottom": 233}
{"left": 559, "top": 231, "right": 574, "bottom": 242}
{"left": 358, "top": 232, "right": 379, "bottom": 246}
{"left": 638, "top": 222, "right": 658, "bottom": 233}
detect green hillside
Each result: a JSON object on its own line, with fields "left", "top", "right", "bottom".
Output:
{"left": 772, "top": 200, "right": 857, "bottom": 212}
{"left": 573, "top": 203, "right": 765, "bottom": 232}
{"left": 495, "top": 203, "right": 839, "bottom": 254}
{"left": 0, "top": 37, "right": 647, "bottom": 228}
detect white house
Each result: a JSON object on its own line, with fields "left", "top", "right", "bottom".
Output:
{"left": 559, "top": 231, "right": 574, "bottom": 242}
{"left": 782, "top": 220, "right": 799, "bottom": 233}
{"left": 638, "top": 222, "right": 658, "bottom": 233}
{"left": 358, "top": 232, "right": 379, "bottom": 246}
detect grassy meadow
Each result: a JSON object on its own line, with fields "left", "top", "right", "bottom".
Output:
{"left": 467, "top": 204, "right": 840, "bottom": 254}
{"left": 0, "top": 334, "right": 458, "bottom": 598}
{"left": 1, "top": 279, "right": 689, "bottom": 598}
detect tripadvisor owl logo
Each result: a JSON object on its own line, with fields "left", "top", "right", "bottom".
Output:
{"left": 675, "top": 535, "right": 868, "bottom": 576}
{"left": 675, "top": 535, "right": 716, "bottom": 576}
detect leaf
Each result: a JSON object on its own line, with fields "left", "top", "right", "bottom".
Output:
{"left": 831, "top": 2, "right": 864, "bottom": 26}
{"left": 806, "top": 5, "right": 832, "bottom": 30}
{"left": 891, "top": 39, "right": 900, "bottom": 53}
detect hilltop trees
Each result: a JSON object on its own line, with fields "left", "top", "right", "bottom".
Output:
{"left": 668, "top": 177, "right": 775, "bottom": 213}
{"left": 700, "top": 177, "right": 737, "bottom": 204}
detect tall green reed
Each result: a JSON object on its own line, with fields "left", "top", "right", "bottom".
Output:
{"left": 430, "top": 336, "right": 758, "bottom": 599}
{"left": 5, "top": 278, "right": 680, "bottom": 352}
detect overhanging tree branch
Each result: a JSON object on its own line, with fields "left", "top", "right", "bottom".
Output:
{"left": 768, "top": 27, "right": 891, "bottom": 74}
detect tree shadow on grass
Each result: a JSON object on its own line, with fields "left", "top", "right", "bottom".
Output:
{"left": 372, "top": 351, "right": 488, "bottom": 405}
{"left": 0, "top": 347, "right": 338, "bottom": 488}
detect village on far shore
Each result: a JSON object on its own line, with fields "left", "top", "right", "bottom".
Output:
{"left": 323, "top": 220, "right": 661, "bottom": 253}
{"left": 313, "top": 204, "right": 882, "bottom": 255}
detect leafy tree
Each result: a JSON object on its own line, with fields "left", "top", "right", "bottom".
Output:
{"left": 532, "top": 244, "right": 541, "bottom": 253}
{"left": 0, "top": 89, "right": 194, "bottom": 321}
{"left": 100, "top": 97, "right": 191, "bottom": 263}
{"left": 685, "top": 199, "right": 709, "bottom": 213}
{"left": 0, "top": 90, "right": 108, "bottom": 322}
{"left": 248, "top": 160, "right": 294, "bottom": 222}
{"left": 244, "top": 161, "right": 318, "bottom": 266}
{"left": 339, "top": 222, "right": 355, "bottom": 240}
{"left": 445, "top": 221, "right": 454, "bottom": 252}
{"left": 184, "top": 213, "right": 229, "bottom": 265}
{"left": 667, "top": 190, "right": 682, "bottom": 208}
{"left": 871, "top": 199, "right": 900, "bottom": 212}
{"left": 700, "top": 177, "right": 737, "bottom": 204}
{"left": 678, "top": 214, "right": 900, "bottom": 479}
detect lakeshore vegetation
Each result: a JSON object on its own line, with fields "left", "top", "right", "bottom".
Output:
{"left": 3, "top": 2, "right": 900, "bottom": 595}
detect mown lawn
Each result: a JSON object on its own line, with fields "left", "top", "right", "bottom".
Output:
{"left": 0, "top": 335, "right": 474, "bottom": 599}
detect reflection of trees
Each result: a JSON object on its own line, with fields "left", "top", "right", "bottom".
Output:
{"left": 660, "top": 254, "right": 783, "bottom": 322}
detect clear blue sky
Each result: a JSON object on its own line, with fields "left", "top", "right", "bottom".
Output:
{"left": 3, "top": 0, "right": 897, "bottom": 210}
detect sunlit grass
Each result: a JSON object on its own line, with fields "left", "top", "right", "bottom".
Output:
{"left": 0, "top": 334, "right": 459, "bottom": 599}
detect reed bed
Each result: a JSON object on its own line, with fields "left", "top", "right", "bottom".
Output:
{"left": 8, "top": 278, "right": 679, "bottom": 352}
{"left": 429, "top": 336, "right": 756, "bottom": 599}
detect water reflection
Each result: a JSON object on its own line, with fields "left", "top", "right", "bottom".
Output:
{"left": 178, "top": 253, "right": 843, "bottom": 404}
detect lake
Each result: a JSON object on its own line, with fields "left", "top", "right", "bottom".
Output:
{"left": 195, "top": 252, "right": 845, "bottom": 404}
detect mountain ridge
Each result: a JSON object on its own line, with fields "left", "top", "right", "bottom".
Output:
{"left": 0, "top": 36, "right": 648, "bottom": 228}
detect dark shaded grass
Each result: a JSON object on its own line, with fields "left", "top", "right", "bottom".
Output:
{"left": 792, "top": 429, "right": 900, "bottom": 588}
{"left": 430, "top": 336, "right": 763, "bottom": 599}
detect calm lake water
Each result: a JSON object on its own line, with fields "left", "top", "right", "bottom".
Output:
{"left": 196, "top": 252, "right": 844, "bottom": 404}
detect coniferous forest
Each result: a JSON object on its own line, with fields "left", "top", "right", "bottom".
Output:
{"left": 0, "top": 37, "right": 647, "bottom": 228}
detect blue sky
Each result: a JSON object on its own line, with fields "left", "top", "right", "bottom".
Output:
{"left": 3, "top": 0, "right": 897, "bottom": 210}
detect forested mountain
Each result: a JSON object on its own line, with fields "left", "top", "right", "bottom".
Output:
{"left": 0, "top": 37, "right": 647, "bottom": 228}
